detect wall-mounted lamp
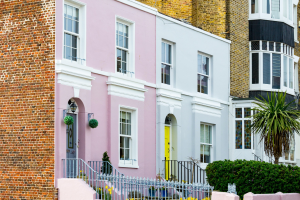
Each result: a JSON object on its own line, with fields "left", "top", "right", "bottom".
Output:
{"left": 70, "top": 102, "right": 77, "bottom": 113}
{"left": 88, "top": 113, "right": 94, "bottom": 122}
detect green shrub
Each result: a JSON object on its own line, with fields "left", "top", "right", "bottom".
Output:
{"left": 64, "top": 116, "right": 74, "bottom": 125}
{"left": 89, "top": 119, "right": 98, "bottom": 128}
{"left": 206, "top": 160, "right": 300, "bottom": 198}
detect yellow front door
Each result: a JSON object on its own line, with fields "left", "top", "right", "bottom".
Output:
{"left": 165, "top": 126, "right": 170, "bottom": 180}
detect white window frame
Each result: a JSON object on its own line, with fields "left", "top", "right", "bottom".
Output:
{"left": 115, "top": 16, "right": 135, "bottom": 77}
{"left": 63, "top": 0, "right": 86, "bottom": 65}
{"left": 118, "top": 106, "right": 138, "bottom": 168}
{"left": 248, "top": 0, "right": 294, "bottom": 27}
{"left": 234, "top": 107, "right": 254, "bottom": 150}
{"left": 249, "top": 40, "right": 295, "bottom": 95}
{"left": 279, "top": 134, "right": 296, "bottom": 164}
{"left": 200, "top": 123, "right": 213, "bottom": 164}
{"left": 161, "top": 40, "right": 174, "bottom": 86}
{"left": 197, "top": 52, "right": 211, "bottom": 96}
{"left": 294, "top": 5, "right": 298, "bottom": 42}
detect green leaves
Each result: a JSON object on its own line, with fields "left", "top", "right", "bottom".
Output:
{"left": 89, "top": 119, "right": 99, "bottom": 128}
{"left": 64, "top": 116, "right": 74, "bottom": 125}
{"left": 251, "top": 92, "right": 300, "bottom": 163}
{"left": 206, "top": 160, "right": 300, "bottom": 198}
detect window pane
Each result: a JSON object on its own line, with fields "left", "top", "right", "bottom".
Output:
{"left": 204, "top": 125, "right": 212, "bottom": 144}
{"left": 125, "top": 149, "right": 130, "bottom": 160}
{"left": 118, "top": 35, "right": 124, "bottom": 48}
{"left": 120, "top": 149, "right": 124, "bottom": 160}
{"left": 73, "top": 21, "right": 79, "bottom": 34}
{"left": 64, "top": 18, "right": 67, "bottom": 30}
{"left": 122, "top": 50, "right": 126, "bottom": 62}
{"left": 124, "top": 25, "right": 128, "bottom": 37}
{"left": 262, "top": 0, "right": 270, "bottom": 14}
{"left": 244, "top": 120, "right": 251, "bottom": 149}
{"left": 251, "top": 0, "right": 258, "bottom": 13}
{"left": 269, "top": 42, "right": 274, "bottom": 51}
{"left": 284, "top": 56, "right": 288, "bottom": 87}
{"left": 67, "top": 5, "right": 73, "bottom": 19}
{"left": 124, "top": 137, "right": 130, "bottom": 148}
{"left": 124, "top": 37, "right": 128, "bottom": 49}
{"left": 202, "top": 56, "right": 209, "bottom": 75}
{"left": 168, "top": 44, "right": 172, "bottom": 64}
{"left": 244, "top": 108, "right": 251, "bottom": 118}
{"left": 121, "top": 111, "right": 126, "bottom": 123}
{"left": 283, "top": 0, "right": 287, "bottom": 17}
{"left": 198, "top": 54, "right": 202, "bottom": 73}
{"left": 72, "top": 35, "right": 77, "bottom": 48}
{"left": 67, "top": 18, "right": 72, "bottom": 32}
{"left": 262, "top": 41, "right": 268, "bottom": 50}
{"left": 122, "top": 124, "right": 126, "bottom": 135}
{"left": 161, "top": 65, "right": 164, "bottom": 83}
{"left": 252, "top": 53, "right": 259, "bottom": 84}
{"left": 122, "top": 62, "right": 126, "bottom": 74}
{"left": 200, "top": 124, "right": 204, "bottom": 143}
{"left": 126, "top": 112, "right": 131, "bottom": 123}
{"left": 251, "top": 41, "right": 260, "bottom": 50}
{"left": 263, "top": 53, "right": 271, "bottom": 84}
{"left": 203, "top": 145, "right": 211, "bottom": 163}
{"left": 65, "top": 33, "right": 71, "bottom": 46}
{"left": 64, "top": 4, "right": 67, "bottom": 17}
{"left": 235, "top": 108, "right": 242, "bottom": 118}
{"left": 120, "top": 137, "right": 124, "bottom": 148}
{"left": 162, "top": 42, "right": 165, "bottom": 63}
{"left": 73, "top": 8, "right": 79, "bottom": 21}
{"left": 271, "top": 0, "right": 280, "bottom": 19}
{"left": 272, "top": 53, "right": 281, "bottom": 89}
{"left": 162, "top": 65, "right": 170, "bottom": 85}
{"left": 236, "top": 121, "right": 243, "bottom": 149}
{"left": 200, "top": 145, "right": 204, "bottom": 163}
{"left": 201, "top": 75, "right": 208, "bottom": 94}
{"left": 197, "top": 74, "right": 201, "bottom": 93}
{"left": 72, "top": 48, "right": 77, "bottom": 61}
{"left": 65, "top": 47, "right": 71, "bottom": 60}
{"left": 276, "top": 43, "right": 281, "bottom": 52}
{"left": 289, "top": 58, "right": 293, "bottom": 89}
{"left": 127, "top": 125, "right": 131, "bottom": 136}
{"left": 118, "top": 23, "right": 123, "bottom": 36}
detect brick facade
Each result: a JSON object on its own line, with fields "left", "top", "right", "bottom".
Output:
{"left": 0, "top": 0, "right": 56, "bottom": 199}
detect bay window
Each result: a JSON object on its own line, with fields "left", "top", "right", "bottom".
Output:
{"left": 200, "top": 124, "right": 213, "bottom": 163}
{"left": 250, "top": 41, "right": 294, "bottom": 94}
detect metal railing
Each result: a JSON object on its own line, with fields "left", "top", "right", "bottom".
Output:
{"left": 63, "top": 158, "right": 214, "bottom": 199}
{"left": 88, "top": 161, "right": 124, "bottom": 177}
{"left": 163, "top": 159, "right": 206, "bottom": 184}
{"left": 253, "top": 153, "right": 262, "bottom": 162}
{"left": 62, "top": 158, "right": 99, "bottom": 196}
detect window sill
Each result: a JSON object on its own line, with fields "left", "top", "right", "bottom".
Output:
{"left": 118, "top": 163, "right": 139, "bottom": 169}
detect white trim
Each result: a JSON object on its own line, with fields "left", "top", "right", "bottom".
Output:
{"left": 200, "top": 123, "right": 214, "bottom": 164}
{"left": 118, "top": 106, "right": 139, "bottom": 168}
{"left": 157, "top": 13, "right": 231, "bottom": 44}
{"left": 116, "top": 0, "right": 158, "bottom": 15}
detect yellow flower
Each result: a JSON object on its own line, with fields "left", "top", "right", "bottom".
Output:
{"left": 105, "top": 186, "right": 108, "bottom": 189}
{"left": 108, "top": 189, "right": 111, "bottom": 192}
{"left": 111, "top": 186, "right": 114, "bottom": 190}
{"left": 80, "top": 170, "right": 82, "bottom": 173}
{"left": 109, "top": 191, "right": 112, "bottom": 195}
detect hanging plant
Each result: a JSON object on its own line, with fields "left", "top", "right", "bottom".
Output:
{"left": 64, "top": 116, "right": 74, "bottom": 125}
{"left": 89, "top": 119, "right": 98, "bottom": 128}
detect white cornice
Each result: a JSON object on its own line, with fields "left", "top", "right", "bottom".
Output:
{"left": 116, "top": 0, "right": 158, "bottom": 15}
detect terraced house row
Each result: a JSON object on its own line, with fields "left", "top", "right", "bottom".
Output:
{"left": 0, "top": 0, "right": 299, "bottom": 199}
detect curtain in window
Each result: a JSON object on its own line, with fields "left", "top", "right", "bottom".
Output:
{"left": 271, "top": 0, "right": 280, "bottom": 19}
{"left": 289, "top": 58, "right": 293, "bottom": 88}
{"left": 252, "top": 53, "right": 259, "bottom": 84}
{"left": 272, "top": 54, "right": 281, "bottom": 89}
{"left": 283, "top": 56, "right": 288, "bottom": 87}
{"left": 262, "top": 0, "right": 270, "bottom": 13}
{"left": 251, "top": 0, "right": 258, "bottom": 13}
{"left": 263, "top": 53, "right": 271, "bottom": 84}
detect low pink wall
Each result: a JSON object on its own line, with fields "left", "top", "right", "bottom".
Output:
{"left": 244, "top": 192, "right": 300, "bottom": 200}
{"left": 57, "top": 178, "right": 96, "bottom": 200}
{"left": 212, "top": 192, "right": 239, "bottom": 200}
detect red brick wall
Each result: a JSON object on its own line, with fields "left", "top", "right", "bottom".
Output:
{"left": 0, "top": 0, "right": 56, "bottom": 199}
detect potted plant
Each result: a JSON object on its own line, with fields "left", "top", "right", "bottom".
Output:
{"left": 160, "top": 187, "right": 168, "bottom": 197}
{"left": 64, "top": 116, "right": 74, "bottom": 125}
{"left": 148, "top": 186, "right": 157, "bottom": 197}
{"left": 89, "top": 118, "right": 98, "bottom": 128}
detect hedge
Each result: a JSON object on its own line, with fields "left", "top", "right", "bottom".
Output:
{"left": 206, "top": 160, "right": 300, "bottom": 198}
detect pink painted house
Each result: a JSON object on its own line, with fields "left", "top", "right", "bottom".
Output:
{"left": 55, "top": 0, "right": 157, "bottom": 185}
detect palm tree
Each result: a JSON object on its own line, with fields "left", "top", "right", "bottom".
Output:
{"left": 251, "top": 92, "right": 300, "bottom": 164}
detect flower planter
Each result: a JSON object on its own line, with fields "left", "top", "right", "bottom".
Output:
{"left": 148, "top": 189, "right": 156, "bottom": 197}
{"left": 161, "top": 189, "right": 168, "bottom": 197}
